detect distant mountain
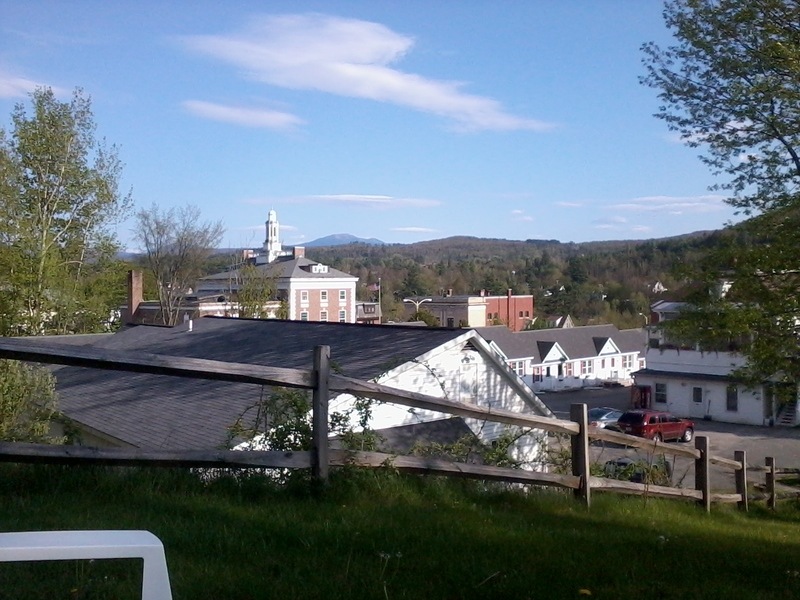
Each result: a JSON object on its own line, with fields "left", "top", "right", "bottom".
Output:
{"left": 305, "top": 233, "right": 385, "bottom": 247}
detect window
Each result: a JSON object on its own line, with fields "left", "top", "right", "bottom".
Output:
{"left": 580, "top": 360, "right": 593, "bottom": 375}
{"left": 447, "top": 317, "right": 455, "bottom": 327}
{"left": 564, "top": 362, "right": 573, "bottom": 377}
{"left": 726, "top": 384, "right": 738, "bottom": 412}
{"left": 300, "top": 311, "right": 309, "bottom": 321}
{"left": 622, "top": 355, "right": 632, "bottom": 369}
{"left": 524, "top": 310, "right": 530, "bottom": 317}
{"left": 655, "top": 383, "right": 667, "bottom": 403}
{"left": 509, "top": 361, "right": 524, "bottom": 377}
{"left": 339, "top": 290, "right": 346, "bottom": 301}
{"left": 693, "top": 387, "right": 703, "bottom": 403}
{"left": 519, "top": 311, "right": 523, "bottom": 318}
{"left": 600, "top": 359, "right": 606, "bottom": 369}
{"left": 320, "top": 290, "right": 328, "bottom": 301}
{"left": 300, "top": 290, "right": 309, "bottom": 302}
{"left": 338, "top": 310, "right": 346, "bottom": 322}
{"left": 610, "top": 358, "right": 615, "bottom": 368}
{"left": 533, "top": 366, "right": 542, "bottom": 382}
{"left": 320, "top": 311, "right": 328, "bottom": 322}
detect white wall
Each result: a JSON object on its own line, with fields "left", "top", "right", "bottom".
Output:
{"left": 330, "top": 345, "right": 548, "bottom": 467}
{"left": 644, "top": 348, "right": 746, "bottom": 375}
{"left": 635, "top": 374, "right": 767, "bottom": 425}
{"left": 637, "top": 349, "right": 768, "bottom": 425}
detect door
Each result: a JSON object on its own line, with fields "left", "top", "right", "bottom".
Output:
{"left": 689, "top": 386, "right": 705, "bottom": 419}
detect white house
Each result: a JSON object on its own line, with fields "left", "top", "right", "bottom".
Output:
{"left": 636, "top": 299, "right": 789, "bottom": 427}
{"left": 38, "top": 318, "right": 554, "bottom": 467}
{"left": 475, "top": 324, "right": 647, "bottom": 393}
{"left": 633, "top": 348, "right": 777, "bottom": 426}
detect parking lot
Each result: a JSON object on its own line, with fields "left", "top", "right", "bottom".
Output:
{"left": 538, "top": 387, "right": 800, "bottom": 490}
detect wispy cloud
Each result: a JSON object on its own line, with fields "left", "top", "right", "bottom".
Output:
{"left": 179, "top": 14, "right": 553, "bottom": 132}
{"left": 391, "top": 226, "right": 438, "bottom": 233}
{"left": 511, "top": 209, "right": 533, "bottom": 222}
{"left": 0, "top": 69, "right": 51, "bottom": 98}
{"left": 555, "top": 201, "right": 585, "bottom": 208}
{"left": 610, "top": 194, "right": 728, "bottom": 215}
{"left": 246, "top": 193, "right": 441, "bottom": 208}
{"left": 592, "top": 216, "right": 629, "bottom": 230}
{"left": 182, "top": 100, "right": 304, "bottom": 130}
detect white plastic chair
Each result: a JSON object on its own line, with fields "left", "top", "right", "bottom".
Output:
{"left": 0, "top": 530, "right": 172, "bottom": 600}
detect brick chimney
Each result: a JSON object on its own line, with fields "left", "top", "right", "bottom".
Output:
{"left": 126, "top": 270, "right": 143, "bottom": 324}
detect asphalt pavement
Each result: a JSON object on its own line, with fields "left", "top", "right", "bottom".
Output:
{"left": 537, "top": 386, "right": 800, "bottom": 491}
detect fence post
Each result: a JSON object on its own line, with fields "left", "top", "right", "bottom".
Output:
{"left": 312, "top": 345, "right": 331, "bottom": 483}
{"left": 766, "top": 456, "right": 776, "bottom": 511}
{"left": 694, "top": 435, "right": 710, "bottom": 513}
{"left": 570, "top": 403, "right": 591, "bottom": 509}
{"left": 734, "top": 450, "right": 748, "bottom": 512}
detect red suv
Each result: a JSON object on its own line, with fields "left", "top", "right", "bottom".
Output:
{"left": 613, "top": 410, "right": 695, "bottom": 443}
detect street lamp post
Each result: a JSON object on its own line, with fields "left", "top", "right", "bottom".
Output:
{"left": 403, "top": 297, "right": 432, "bottom": 312}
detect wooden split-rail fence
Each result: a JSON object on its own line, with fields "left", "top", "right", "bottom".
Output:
{"left": 0, "top": 340, "right": 789, "bottom": 512}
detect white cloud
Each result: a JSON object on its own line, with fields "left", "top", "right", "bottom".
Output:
{"left": 555, "top": 201, "right": 585, "bottom": 208}
{"left": 251, "top": 193, "right": 442, "bottom": 208}
{"left": 182, "top": 100, "right": 304, "bottom": 130}
{"left": 0, "top": 68, "right": 61, "bottom": 98}
{"left": 391, "top": 226, "right": 438, "bottom": 233}
{"left": 511, "top": 209, "right": 533, "bottom": 222}
{"left": 179, "top": 14, "right": 553, "bottom": 132}
{"left": 610, "top": 194, "right": 728, "bottom": 214}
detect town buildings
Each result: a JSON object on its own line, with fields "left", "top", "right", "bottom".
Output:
{"left": 403, "top": 290, "right": 535, "bottom": 331}
{"left": 475, "top": 324, "right": 646, "bottom": 392}
{"left": 125, "top": 210, "right": 366, "bottom": 325}
{"left": 632, "top": 301, "right": 787, "bottom": 426}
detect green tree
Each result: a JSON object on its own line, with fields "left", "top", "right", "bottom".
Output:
{"left": 0, "top": 87, "right": 131, "bottom": 335}
{"left": 642, "top": 0, "right": 800, "bottom": 215}
{"left": 134, "top": 203, "right": 224, "bottom": 325}
{"left": 0, "top": 360, "right": 60, "bottom": 442}
{"left": 236, "top": 263, "right": 276, "bottom": 319}
{"left": 642, "top": 0, "right": 800, "bottom": 384}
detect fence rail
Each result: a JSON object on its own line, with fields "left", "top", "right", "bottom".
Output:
{"left": 0, "top": 338, "right": 781, "bottom": 511}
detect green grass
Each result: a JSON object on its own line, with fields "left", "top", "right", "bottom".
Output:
{"left": 2, "top": 464, "right": 800, "bottom": 600}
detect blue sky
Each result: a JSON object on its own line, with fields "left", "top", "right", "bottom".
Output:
{"left": 0, "top": 1, "right": 742, "bottom": 250}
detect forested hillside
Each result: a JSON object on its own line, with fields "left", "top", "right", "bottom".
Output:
{"left": 300, "top": 229, "right": 737, "bottom": 328}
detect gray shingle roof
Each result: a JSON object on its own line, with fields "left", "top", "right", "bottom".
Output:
{"left": 199, "top": 257, "right": 356, "bottom": 283}
{"left": 474, "top": 324, "right": 645, "bottom": 362}
{"left": 44, "top": 318, "right": 475, "bottom": 450}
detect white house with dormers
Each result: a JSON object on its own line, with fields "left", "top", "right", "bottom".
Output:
{"left": 475, "top": 324, "right": 647, "bottom": 392}
{"left": 195, "top": 210, "right": 359, "bottom": 323}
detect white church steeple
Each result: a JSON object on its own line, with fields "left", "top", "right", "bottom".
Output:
{"left": 264, "top": 208, "right": 283, "bottom": 263}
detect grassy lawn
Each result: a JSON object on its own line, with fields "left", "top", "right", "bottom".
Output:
{"left": 2, "top": 464, "right": 800, "bottom": 599}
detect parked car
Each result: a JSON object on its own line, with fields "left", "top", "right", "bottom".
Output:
{"left": 587, "top": 407, "right": 623, "bottom": 429}
{"left": 610, "top": 409, "right": 695, "bottom": 442}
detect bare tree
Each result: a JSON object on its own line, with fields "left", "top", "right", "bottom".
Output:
{"left": 134, "top": 204, "right": 224, "bottom": 325}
